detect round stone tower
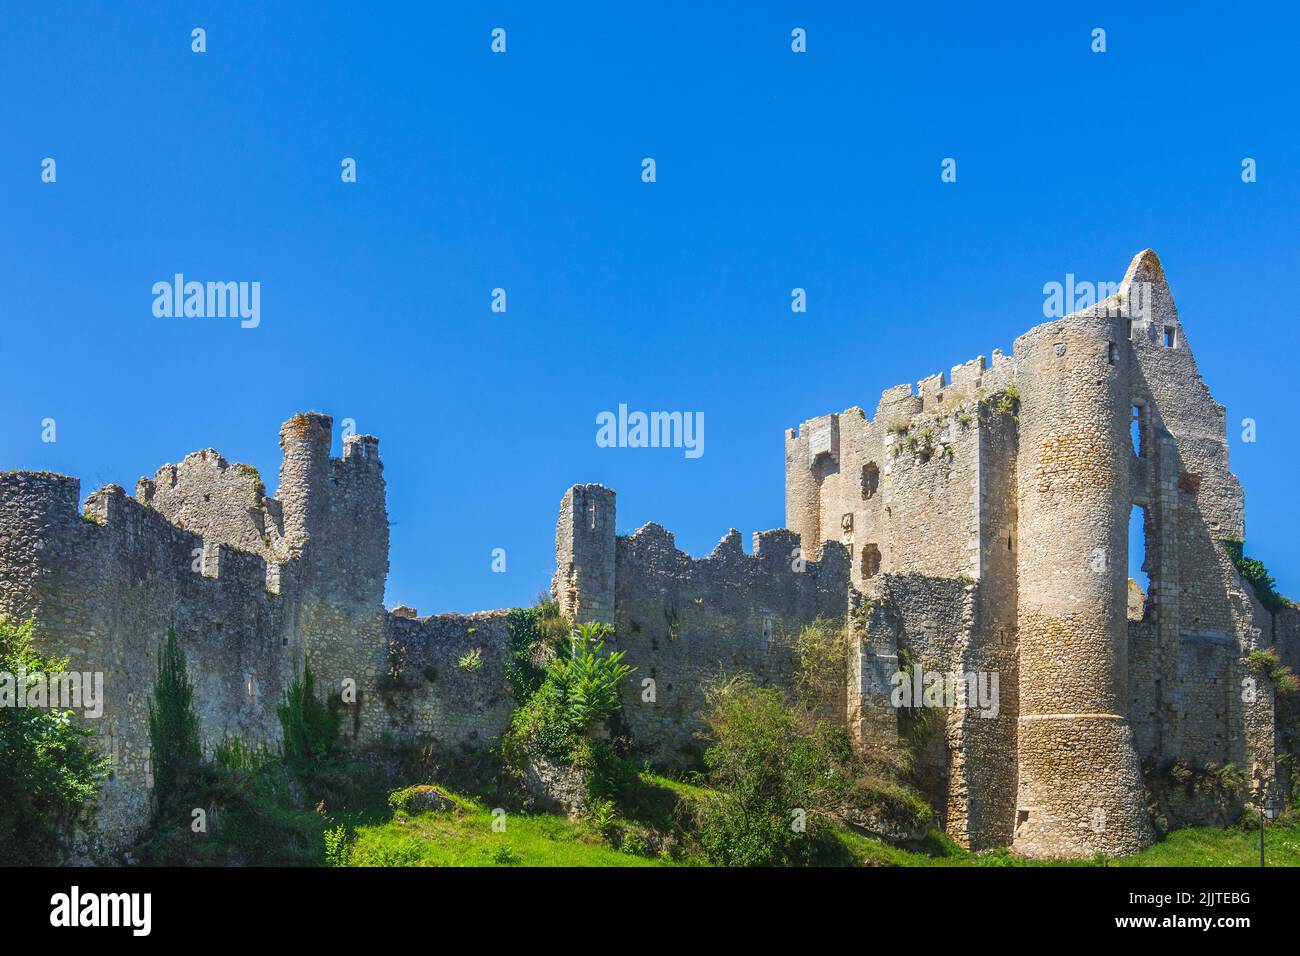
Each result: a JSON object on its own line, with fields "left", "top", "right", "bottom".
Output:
{"left": 1011, "top": 309, "right": 1153, "bottom": 857}
{"left": 276, "top": 411, "right": 333, "bottom": 567}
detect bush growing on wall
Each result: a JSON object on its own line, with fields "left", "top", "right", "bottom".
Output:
{"left": 504, "top": 598, "right": 569, "bottom": 704}
{"left": 1224, "top": 539, "right": 1293, "bottom": 614}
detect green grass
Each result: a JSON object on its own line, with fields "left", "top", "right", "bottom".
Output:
{"left": 343, "top": 789, "right": 672, "bottom": 867}
{"left": 339, "top": 773, "right": 1300, "bottom": 867}
{"left": 831, "top": 817, "right": 1300, "bottom": 867}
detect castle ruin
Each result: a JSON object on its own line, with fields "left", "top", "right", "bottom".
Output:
{"left": 2, "top": 250, "right": 1295, "bottom": 859}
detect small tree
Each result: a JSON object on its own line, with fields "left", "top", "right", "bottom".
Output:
{"left": 147, "top": 625, "right": 204, "bottom": 820}
{"left": 0, "top": 618, "right": 109, "bottom": 863}
{"left": 505, "top": 620, "right": 634, "bottom": 763}
{"left": 559, "top": 622, "right": 634, "bottom": 733}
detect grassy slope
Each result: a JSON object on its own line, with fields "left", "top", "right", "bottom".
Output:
{"left": 340, "top": 774, "right": 1300, "bottom": 868}
{"left": 346, "top": 790, "right": 667, "bottom": 867}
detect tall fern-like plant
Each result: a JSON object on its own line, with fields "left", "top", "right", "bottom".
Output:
{"left": 558, "top": 622, "right": 633, "bottom": 733}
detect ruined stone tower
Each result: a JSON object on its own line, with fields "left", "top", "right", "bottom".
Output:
{"left": 782, "top": 249, "right": 1291, "bottom": 856}
{"left": 1011, "top": 295, "right": 1152, "bottom": 856}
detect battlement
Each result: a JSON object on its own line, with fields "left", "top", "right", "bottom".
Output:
{"left": 786, "top": 348, "right": 1017, "bottom": 452}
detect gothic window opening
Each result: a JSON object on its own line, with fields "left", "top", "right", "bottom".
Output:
{"left": 1128, "top": 503, "right": 1151, "bottom": 621}
{"left": 1131, "top": 404, "right": 1145, "bottom": 458}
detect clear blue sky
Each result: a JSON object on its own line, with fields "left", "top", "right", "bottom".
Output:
{"left": 2, "top": 3, "right": 1296, "bottom": 613}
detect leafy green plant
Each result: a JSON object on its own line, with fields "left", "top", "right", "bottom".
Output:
{"left": 457, "top": 647, "right": 484, "bottom": 672}
{"left": 620, "top": 831, "right": 650, "bottom": 856}
{"left": 590, "top": 797, "right": 618, "bottom": 840}
{"left": 694, "top": 675, "right": 926, "bottom": 867}
{"left": 323, "top": 824, "right": 351, "bottom": 866}
{"left": 0, "top": 617, "right": 109, "bottom": 863}
{"left": 561, "top": 622, "right": 634, "bottom": 731}
{"left": 1247, "top": 649, "right": 1300, "bottom": 695}
{"left": 504, "top": 600, "right": 568, "bottom": 703}
{"left": 489, "top": 842, "right": 521, "bottom": 865}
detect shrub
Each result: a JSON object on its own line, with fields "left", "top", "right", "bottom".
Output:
{"left": 508, "top": 675, "right": 580, "bottom": 762}
{"left": 560, "top": 622, "right": 634, "bottom": 731}
{"left": 696, "top": 680, "right": 822, "bottom": 866}
{"left": 504, "top": 598, "right": 570, "bottom": 704}
{"left": 1247, "top": 649, "right": 1300, "bottom": 695}
{"left": 277, "top": 664, "right": 341, "bottom": 776}
{"left": 778, "top": 617, "right": 849, "bottom": 717}
{"left": 695, "top": 675, "right": 929, "bottom": 866}
{"left": 0, "top": 618, "right": 109, "bottom": 863}
{"left": 506, "top": 621, "right": 634, "bottom": 762}
{"left": 1225, "top": 540, "right": 1293, "bottom": 614}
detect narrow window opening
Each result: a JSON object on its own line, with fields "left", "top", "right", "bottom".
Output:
{"left": 1163, "top": 326, "right": 1176, "bottom": 348}
{"left": 1130, "top": 404, "right": 1145, "bottom": 458}
{"left": 1107, "top": 342, "right": 1118, "bottom": 365}
{"left": 1126, "top": 319, "right": 1134, "bottom": 340}
{"left": 861, "top": 461, "right": 879, "bottom": 499}
{"left": 1128, "top": 504, "right": 1151, "bottom": 621}
{"left": 861, "top": 543, "right": 881, "bottom": 579}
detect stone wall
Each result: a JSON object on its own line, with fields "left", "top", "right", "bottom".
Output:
{"left": 0, "top": 473, "right": 294, "bottom": 852}
{"left": 554, "top": 486, "right": 851, "bottom": 765}
{"left": 0, "top": 414, "right": 505, "bottom": 857}
{"left": 376, "top": 611, "right": 514, "bottom": 749}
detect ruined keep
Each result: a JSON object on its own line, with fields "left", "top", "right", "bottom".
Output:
{"left": 779, "top": 250, "right": 1290, "bottom": 855}
{"left": 0, "top": 250, "right": 1294, "bottom": 860}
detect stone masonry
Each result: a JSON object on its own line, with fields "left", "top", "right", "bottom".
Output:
{"left": 0, "top": 251, "right": 1294, "bottom": 859}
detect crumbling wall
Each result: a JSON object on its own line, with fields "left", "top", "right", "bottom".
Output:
{"left": 376, "top": 610, "right": 514, "bottom": 749}
{"left": 553, "top": 485, "right": 850, "bottom": 766}
{"left": 0, "top": 414, "right": 473, "bottom": 858}
{"left": 136, "top": 449, "right": 278, "bottom": 558}
{"left": 0, "top": 474, "right": 294, "bottom": 854}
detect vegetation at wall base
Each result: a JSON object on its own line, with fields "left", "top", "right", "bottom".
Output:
{"left": 0, "top": 617, "right": 109, "bottom": 865}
